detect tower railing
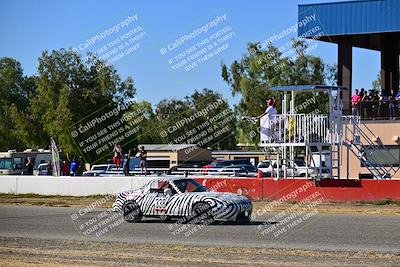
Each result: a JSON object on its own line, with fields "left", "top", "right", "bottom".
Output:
{"left": 260, "top": 114, "right": 332, "bottom": 145}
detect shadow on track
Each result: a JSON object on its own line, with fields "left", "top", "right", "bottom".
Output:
{"left": 137, "top": 218, "right": 278, "bottom": 226}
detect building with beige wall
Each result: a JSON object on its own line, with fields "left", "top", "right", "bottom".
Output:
{"left": 341, "top": 120, "right": 400, "bottom": 179}
{"left": 139, "top": 144, "right": 212, "bottom": 168}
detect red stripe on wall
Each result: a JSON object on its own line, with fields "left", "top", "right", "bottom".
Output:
{"left": 194, "top": 178, "right": 400, "bottom": 202}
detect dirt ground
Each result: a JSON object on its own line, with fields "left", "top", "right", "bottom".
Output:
{"left": 1, "top": 194, "right": 399, "bottom": 215}
{"left": 0, "top": 237, "right": 399, "bottom": 267}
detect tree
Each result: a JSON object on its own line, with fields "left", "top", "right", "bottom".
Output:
{"left": 371, "top": 71, "right": 400, "bottom": 95}
{"left": 0, "top": 58, "right": 37, "bottom": 150}
{"left": 4, "top": 49, "right": 136, "bottom": 159}
{"left": 128, "top": 100, "right": 162, "bottom": 146}
{"left": 155, "top": 89, "right": 237, "bottom": 150}
{"left": 371, "top": 73, "right": 381, "bottom": 91}
{"left": 185, "top": 88, "right": 237, "bottom": 150}
{"left": 221, "top": 40, "right": 335, "bottom": 147}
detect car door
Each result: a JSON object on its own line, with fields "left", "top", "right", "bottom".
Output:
{"left": 153, "top": 194, "right": 169, "bottom": 215}
{"left": 152, "top": 181, "right": 178, "bottom": 216}
{"left": 138, "top": 180, "right": 166, "bottom": 216}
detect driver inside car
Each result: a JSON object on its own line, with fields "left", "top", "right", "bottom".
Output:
{"left": 163, "top": 187, "right": 173, "bottom": 197}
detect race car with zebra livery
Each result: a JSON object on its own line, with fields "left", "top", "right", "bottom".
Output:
{"left": 112, "top": 177, "right": 252, "bottom": 224}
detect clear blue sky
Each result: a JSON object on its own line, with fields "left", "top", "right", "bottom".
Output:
{"left": 0, "top": 0, "right": 380, "bottom": 106}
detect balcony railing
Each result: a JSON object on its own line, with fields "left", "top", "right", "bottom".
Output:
{"left": 260, "top": 114, "right": 331, "bottom": 145}
{"left": 345, "top": 100, "right": 400, "bottom": 120}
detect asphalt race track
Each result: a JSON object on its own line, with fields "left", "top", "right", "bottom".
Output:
{"left": 0, "top": 205, "right": 399, "bottom": 253}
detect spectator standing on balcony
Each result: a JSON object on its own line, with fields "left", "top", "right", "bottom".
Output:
{"left": 371, "top": 90, "right": 380, "bottom": 119}
{"left": 351, "top": 89, "right": 361, "bottom": 116}
{"left": 257, "top": 98, "right": 277, "bottom": 142}
{"left": 137, "top": 146, "right": 147, "bottom": 175}
{"left": 379, "top": 92, "right": 389, "bottom": 118}
{"left": 77, "top": 157, "right": 85, "bottom": 176}
{"left": 26, "top": 156, "right": 33, "bottom": 175}
{"left": 123, "top": 150, "right": 131, "bottom": 176}
{"left": 395, "top": 90, "right": 400, "bottom": 101}
{"left": 46, "top": 160, "right": 53, "bottom": 176}
{"left": 379, "top": 93, "right": 388, "bottom": 101}
{"left": 112, "top": 144, "right": 123, "bottom": 169}
{"left": 69, "top": 158, "right": 78, "bottom": 176}
{"left": 396, "top": 90, "right": 400, "bottom": 119}
{"left": 61, "top": 161, "right": 69, "bottom": 176}
{"left": 359, "top": 88, "right": 366, "bottom": 100}
{"left": 359, "top": 88, "right": 366, "bottom": 118}
{"left": 389, "top": 89, "right": 400, "bottom": 119}
{"left": 364, "top": 89, "right": 374, "bottom": 119}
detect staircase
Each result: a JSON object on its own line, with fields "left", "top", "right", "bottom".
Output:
{"left": 344, "top": 117, "right": 399, "bottom": 179}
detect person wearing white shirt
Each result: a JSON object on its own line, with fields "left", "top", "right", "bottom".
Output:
{"left": 257, "top": 98, "right": 277, "bottom": 142}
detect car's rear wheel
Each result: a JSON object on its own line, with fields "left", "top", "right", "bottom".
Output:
{"left": 123, "top": 201, "right": 142, "bottom": 223}
{"left": 191, "top": 202, "right": 213, "bottom": 225}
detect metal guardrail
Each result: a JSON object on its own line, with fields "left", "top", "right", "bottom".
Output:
{"left": 96, "top": 167, "right": 260, "bottom": 177}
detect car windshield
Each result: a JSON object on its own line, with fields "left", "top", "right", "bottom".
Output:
{"left": 258, "top": 162, "right": 270, "bottom": 168}
{"left": 173, "top": 179, "right": 208, "bottom": 193}
{"left": 244, "top": 165, "right": 257, "bottom": 172}
{"left": 140, "top": 180, "right": 153, "bottom": 192}
{"left": 38, "top": 165, "right": 47, "bottom": 171}
{"left": 295, "top": 160, "right": 306, "bottom": 167}
{"left": 210, "top": 161, "right": 225, "bottom": 167}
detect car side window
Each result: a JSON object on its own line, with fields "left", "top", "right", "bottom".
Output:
{"left": 148, "top": 181, "right": 158, "bottom": 190}
{"left": 148, "top": 180, "right": 169, "bottom": 191}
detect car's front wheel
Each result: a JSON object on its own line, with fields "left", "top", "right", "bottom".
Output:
{"left": 123, "top": 201, "right": 142, "bottom": 223}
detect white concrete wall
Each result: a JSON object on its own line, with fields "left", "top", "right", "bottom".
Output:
{"left": 0, "top": 176, "right": 153, "bottom": 196}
